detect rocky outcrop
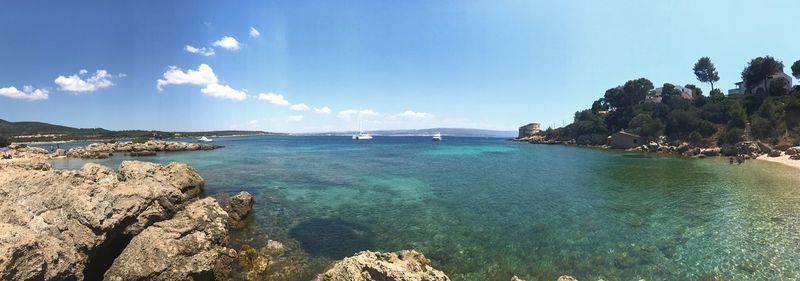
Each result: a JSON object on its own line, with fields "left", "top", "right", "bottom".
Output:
{"left": 224, "top": 191, "right": 254, "bottom": 228}
{"left": 768, "top": 149, "right": 783, "bottom": 157}
{"left": 65, "top": 140, "right": 222, "bottom": 159}
{"left": 0, "top": 160, "right": 206, "bottom": 280}
{"left": 103, "top": 198, "right": 236, "bottom": 281}
{"left": 313, "top": 250, "right": 450, "bottom": 281}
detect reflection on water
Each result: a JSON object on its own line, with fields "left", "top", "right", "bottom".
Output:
{"left": 49, "top": 136, "right": 800, "bottom": 280}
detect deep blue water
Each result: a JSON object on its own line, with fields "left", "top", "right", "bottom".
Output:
{"left": 49, "top": 135, "right": 800, "bottom": 280}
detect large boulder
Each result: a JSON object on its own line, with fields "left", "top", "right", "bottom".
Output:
{"left": 224, "top": 191, "right": 254, "bottom": 228}
{"left": 735, "top": 141, "right": 762, "bottom": 157}
{"left": 313, "top": 250, "right": 450, "bottom": 281}
{"left": 0, "top": 160, "right": 205, "bottom": 280}
{"left": 104, "top": 198, "right": 237, "bottom": 281}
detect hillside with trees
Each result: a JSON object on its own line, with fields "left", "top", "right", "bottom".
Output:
{"left": 542, "top": 56, "right": 800, "bottom": 149}
{"left": 0, "top": 119, "right": 271, "bottom": 143}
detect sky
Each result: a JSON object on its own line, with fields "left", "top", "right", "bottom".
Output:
{"left": 1, "top": 0, "right": 798, "bottom": 133}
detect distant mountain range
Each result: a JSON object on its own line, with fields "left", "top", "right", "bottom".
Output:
{"left": 0, "top": 119, "right": 270, "bottom": 142}
{"left": 306, "top": 128, "right": 516, "bottom": 138}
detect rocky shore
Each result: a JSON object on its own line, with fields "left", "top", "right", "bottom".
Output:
{"left": 521, "top": 136, "right": 794, "bottom": 162}
{"left": 0, "top": 149, "right": 584, "bottom": 281}
{"left": 66, "top": 140, "right": 224, "bottom": 159}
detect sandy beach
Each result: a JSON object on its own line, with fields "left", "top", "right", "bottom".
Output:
{"left": 757, "top": 154, "right": 800, "bottom": 171}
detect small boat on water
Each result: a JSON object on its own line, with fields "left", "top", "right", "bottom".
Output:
{"left": 198, "top": 136, "right": 213, "bottom": 142}
{"left": 432, "top": 133, "right": 442, "bottom": 141}
{"left": 352, "top": 132, "right": 373, "bottom": 140}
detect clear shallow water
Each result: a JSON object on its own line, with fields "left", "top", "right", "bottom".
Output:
{"left": 50, "top": 136, "right": 800, "bottom": 280}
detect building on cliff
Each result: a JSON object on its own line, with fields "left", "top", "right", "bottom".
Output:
{"left": 518, "top": 123, "right": 541, "bottom": 138}
{"left": 608, "top": 130, "right": 641, "bottom": 149}
{"left": 728, "top": 71, "right": 793, "bottom": 96}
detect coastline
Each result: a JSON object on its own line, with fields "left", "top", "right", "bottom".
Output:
{"left": 756, "top": 155, "right": 800, "bottom": 171}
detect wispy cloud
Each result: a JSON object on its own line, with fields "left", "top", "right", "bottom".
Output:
{"left": 313, "top": 106, "right": 332, "bottom": 114}
{"left": 212, "top": 36, "right": 240, "bottom": 50}
{"left": 257, "top": 92, "right": 290, "bottom": 106}
{"left": 55, "top": 69, "right": 123, "bottom": 93}
{"left": 337, "top": 109, "right": 379, "bottom": 119}
{"left": 156, "top": 64, "right": 218, "bottom": 91}
{"left": 393, "top": 110, "right": 434, "bottom": 120}
{"left": 0, "top": 86, "right": 49, "bottom": 100}
{"left": 290, "top": 103, "right": 310, "bottom": 111}
{"left": 185, "top": 45, "right": 215, "bottom": 56}
{"left": 249, "top": 27, "right": 260, "bottom": 38}
{"left": 288, "top": 115, "right": 304, "bottom": 121}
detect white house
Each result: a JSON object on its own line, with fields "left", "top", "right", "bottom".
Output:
{"left": 728, "top": 71, "right": 793, "bottom": 96}
{"left": 645, "top": 85, "right": 694, "bottom": 103}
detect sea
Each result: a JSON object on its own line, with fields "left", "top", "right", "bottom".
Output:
{"left": 45, "top": 135, "right": 800, "bottom": 280}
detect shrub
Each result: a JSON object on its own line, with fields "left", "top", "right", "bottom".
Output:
{"left": 721, "top": 128, "right": 744, "bottom": 144}
{"left": 0, "top": 135, "right": 10, "bottom": 147}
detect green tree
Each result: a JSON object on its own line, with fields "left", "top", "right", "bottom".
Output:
{"left": 709, "top": 88, "right": 725, "bottom": 102}
{"left": 693, "top": 57, "right": 720, "bottom": 91}
{"left": 629, "top": 113, "right": 664, "bottom": 139}
{"left": 792, "top": 60, "right": 800, "bottom": 80}
{"left": 741, "top": 56, "right": 784, "bottom": 94}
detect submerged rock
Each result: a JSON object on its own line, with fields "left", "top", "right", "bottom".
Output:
{"left": 104, "top": 198, "right": 236, "bottom": 281}
{"left": 312, "top": 250, "right": 450, "bottom": 281}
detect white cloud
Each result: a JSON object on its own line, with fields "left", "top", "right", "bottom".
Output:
{"left": 200, "top": 83, "right": 247, "bottom": 100}
{"left": 0, "top": 86, "right": 49, "bottom": 100}
{"left": 288, "top": 115, "right": 304, "bottom": 121}
{"left": 337, "top": 109, "right": 379, "bottom": 119}
{"left": 248, "top": 119, "right": 260, "bottom": 127}
{"left": 313, "top": 106, "right": 332, "bottom": 114}
{"left": 249, "top": 27, "right": 260, "bottom": 38}
{"left": 290, "top": 103, "right": 310, "bottom": 111}
{"left": 394, "top": 110, "right": 434, "bottom": 120}
{"left": 156, "top": 64, "right": 218, "bottom": 91}
{"left": 257, "top": 92, "right": 290, "bottom": 106}
{"left": 55, "top": 69, "right": 122, "bottom": 92}
{"left": 185, "top": 45, "right": 215, "bottom": 56}
{"left": 212, "top": 36, "right": 240, "bottom": 50}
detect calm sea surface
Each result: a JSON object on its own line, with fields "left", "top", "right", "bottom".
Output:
{"left": 47, "top": 135, "right": 800, "bottom": 280}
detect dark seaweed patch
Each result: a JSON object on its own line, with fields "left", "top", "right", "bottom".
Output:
{"left": 289, "top": 217, "right": 375, "bottom": 259}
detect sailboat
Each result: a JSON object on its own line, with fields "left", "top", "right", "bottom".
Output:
{"left": 432, "top": 132, "right": 442, "bottom": 141}
{"left": 352, "top": 108, "right": 373, "bottom": 140}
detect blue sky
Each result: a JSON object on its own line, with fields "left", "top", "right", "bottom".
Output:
{"left": 1, "top": 0, "right": 798, "bottom": 133}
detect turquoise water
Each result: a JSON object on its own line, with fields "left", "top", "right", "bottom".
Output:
{"left": 50, "top": 136, "right": 800, "bottom": 280}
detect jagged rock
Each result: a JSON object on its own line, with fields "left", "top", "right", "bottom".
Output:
{"left": 756, "top": 142, "right": 773, "bottom": 154}
{"left": 735, "top": 141, "right": 762, "bottom": 157}
{"left": 53, "top": 148, "right": 66, "bottom": 157}
{"left": 677, "top": 142, "right": 690, "bottom": 153}
{"left": 700, "top": 148, "right": 720, "bottom": 156}
{"left": 511, "top": 275, "right": 525, "bottom": 281}
{"left": 65, "top": 140, "right": 222, "bottom": 159}
{"left": 312, "top": 250, "right": 450, "bottom": 281}
{"left": 66, "top": 147, "right": 109, "bottom": 159}
{"left": 224, "top": 191, "right": 254, "bottom": 228}
{"left": 557, "top": 276, "right": 577, "bottom": 281}
{"left": 0, "top": 160, "right": 205, "bottom": 280}
{"left": 18, "top": 146, "right": 49, "bottom": 154}
{"left": 769, "top": 149, "right": 782, "bottom": 157}
{"left": 104, "top": 198, "right": 236, "bottom": 281}
{"left": 788, "top": 147, "right": 800, "bottom": 156}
